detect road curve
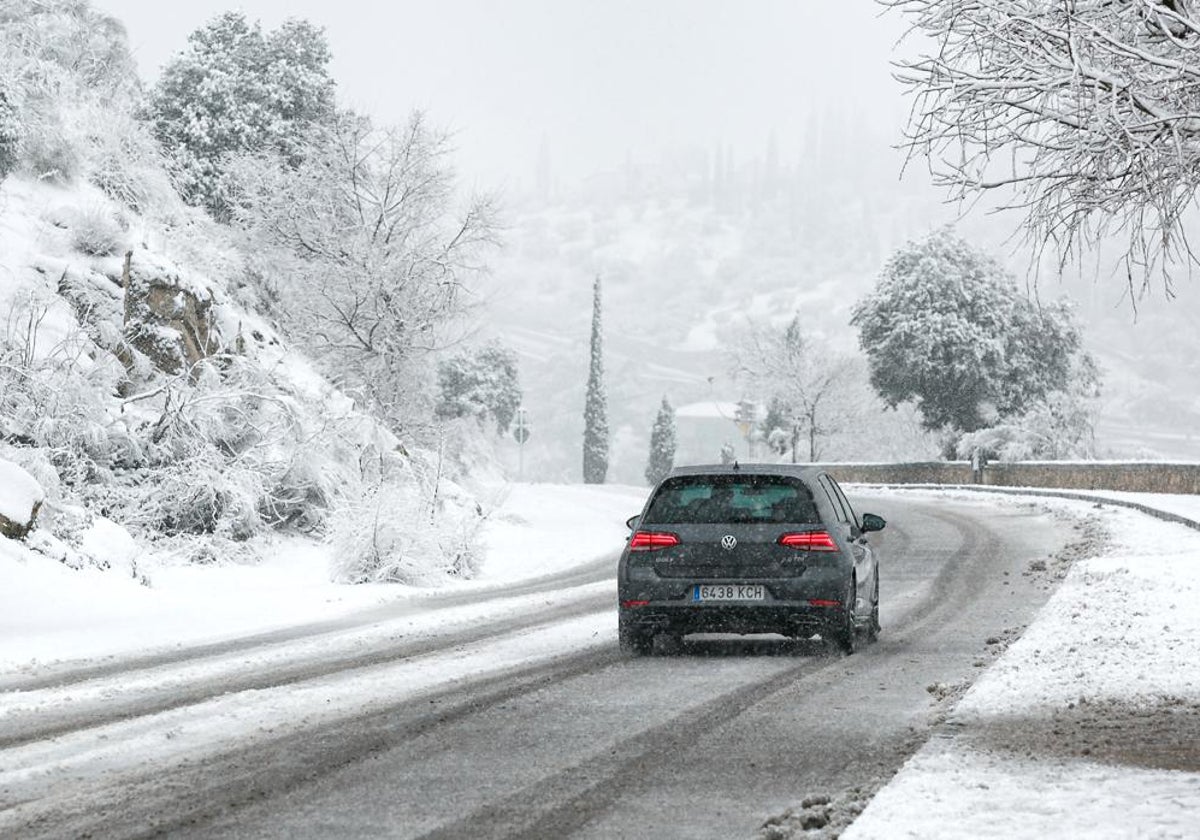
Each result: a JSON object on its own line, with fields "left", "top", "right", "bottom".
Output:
{"left": 0, "top": 494, "right": 1091, "bottom": 840}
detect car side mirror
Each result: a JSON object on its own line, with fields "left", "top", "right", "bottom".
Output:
{"left": 860, "top": 513, "right": 886, "bottom": 533}
{"left": 625, "top": 515, "right": 641, "bottom": 531}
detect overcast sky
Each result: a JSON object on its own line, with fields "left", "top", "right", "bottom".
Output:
{"left": 92, "top": 0, "right": 911, "bottom": 190}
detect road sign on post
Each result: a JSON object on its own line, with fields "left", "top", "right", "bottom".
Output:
{"left": 513, "top": 407, "right": 530, "bottom": 479}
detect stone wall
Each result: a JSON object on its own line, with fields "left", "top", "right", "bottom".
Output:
{"left": 814, "top": 462, "right": 1200, "bottom": 495}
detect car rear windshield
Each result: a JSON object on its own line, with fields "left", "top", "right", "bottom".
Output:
{"left": 641, "top": 475, "right": 820, "bottom": 525}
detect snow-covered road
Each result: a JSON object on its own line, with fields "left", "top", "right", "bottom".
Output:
{"left": 2, "top": 484, "right": 1199, "bottom": 838}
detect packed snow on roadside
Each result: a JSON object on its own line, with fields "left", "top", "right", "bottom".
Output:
{"left": 0, "top": 482, "right": 648, "bottom": 671}
{"left": 842, "top": 494, "right": 1200, "bottom": 840}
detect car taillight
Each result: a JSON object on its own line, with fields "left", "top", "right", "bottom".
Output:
{"left": 778, "top": 531, "right": 838, "bottom": 552}
{"left": 629, "top": 530, "right": 681, "bottom": 551}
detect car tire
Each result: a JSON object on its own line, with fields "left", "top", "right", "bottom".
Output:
{"left": 866, "top": 577, "right": 880, "bottom": 643}
{"left": 618, "top": 610, "right": 653, "bottom": 655}
{"left": 832, "top": 581, "right": 858, "bottom": 655}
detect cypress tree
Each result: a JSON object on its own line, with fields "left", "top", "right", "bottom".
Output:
{"left": 582, "top": 276, "right": 609, "bottom": 483}
{"left": 645, "top": 396, "right": 677, "bottom": 485}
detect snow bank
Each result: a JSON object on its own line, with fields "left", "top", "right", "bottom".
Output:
{"left": 0, "top": 460, "right": 44, "bottom": 529}
{"left": 476, "top": 483, "right": 648, "bottom": 581}
{"left": 845, "top": 500, "right": 1200, "bottom": 840}
{"left": 0, "top": 482, "right": 647, "bottom": 670}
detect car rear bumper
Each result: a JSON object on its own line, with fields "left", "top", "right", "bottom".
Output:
{"left": 618, "top": 602, "right": 846, "bottom": 637}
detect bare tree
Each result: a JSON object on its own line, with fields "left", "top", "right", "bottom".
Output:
{"left": 732, "top": 317, "right": 854, "bottom": 462}
{"left": 884, "top": 0, "right": 1200, "bottom": 291}
{"left": 232, "top": 110, "right": 500, "bottom": 432}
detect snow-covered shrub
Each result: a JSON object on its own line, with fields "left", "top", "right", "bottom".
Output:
{"left": 0, "top": 291, "right": 123, "bottom": 477}
{"left": 328, "top": 456, "right": 485, "bottom": 585}
{"left": 1, "top": 2, "right": 142, "bottom": 188}
{"left": 955, "top": 395, "right": 1097, "bottom": 462}
{"left": 85, "top": 112, "right": 177, "bottom": 216}
{"left": 262, "top": 454, "right": 337, "bottom": 532}
{"left": 0, "top": 87, "right": 19, "bottom": 180}
{"left": 19, "top": 103, "right": 80, "bottom": 183}
{"left": 69, "top": 203, "right": 125, "bottom": 256}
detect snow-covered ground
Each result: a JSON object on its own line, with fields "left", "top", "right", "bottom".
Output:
{"left": 4, "top": 481, "right": 1200, "bottom": 838}
{"left": 0, "top": 482, "right": 648, "bottom": 670}
{"left": 0, "top": 482, "right": 649, "bottom": 826}
{"left": 845, "top": 488, "right": 1200, "bottom": 840}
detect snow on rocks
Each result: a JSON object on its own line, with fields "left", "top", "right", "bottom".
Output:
{"left": 0, "top": 459, "right": 44, "bottom": 539}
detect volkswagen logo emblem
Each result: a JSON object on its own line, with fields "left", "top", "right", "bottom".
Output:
{"left": 721, "top": 534, "right": 737, "bottom": 551}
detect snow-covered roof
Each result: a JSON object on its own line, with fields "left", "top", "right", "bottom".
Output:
{"left": 674, "top": 401, "right": 765, "bottom": 421}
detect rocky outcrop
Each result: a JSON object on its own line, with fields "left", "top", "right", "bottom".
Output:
{"left": 121, "top": 250, "right": 219, "bottom": 376}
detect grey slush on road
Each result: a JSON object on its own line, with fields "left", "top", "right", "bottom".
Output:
{"left": 617, "top": 464, "right": 885, "bottom": 655}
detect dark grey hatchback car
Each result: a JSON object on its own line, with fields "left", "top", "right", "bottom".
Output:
{"left": 617, "top": 464, "right": 885, "bottom": 654}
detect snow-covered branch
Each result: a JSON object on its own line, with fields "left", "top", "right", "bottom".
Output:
{"left": 884, "top": 0, "right": 1200, "bottom": 290}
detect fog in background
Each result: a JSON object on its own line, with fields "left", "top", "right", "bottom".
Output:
{"left": 92, "top": 0, "right": 1200, "bottom": 481}
{"left": 95, "top": 1, "right": 909, "bottom": 188}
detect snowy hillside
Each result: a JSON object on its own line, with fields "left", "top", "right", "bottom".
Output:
{"left": 0, "top": 171, "right": 490, "bottom": 579}
{"left": 0, "top": 1, "right": 499, "bottom": 589}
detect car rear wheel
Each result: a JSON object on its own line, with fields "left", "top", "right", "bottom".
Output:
{"left": 831, "top": 581, "right": 858, "bottom": 655}
{"left": 866, "top": 577, "right": 880, "bottom": 643}
{"left": 618, "top": 610, "right": 654, "bottom": 655}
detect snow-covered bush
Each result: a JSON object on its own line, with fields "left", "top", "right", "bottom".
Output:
{"left": 69, "top": 203, "right": 125, "bottom": 256}
{"left": 83, "top": 105, "right": 178, "bottom": 217}
{"left": 0, "top": 291, "right": 124, "bottom": 477}
{"left": 19, "top": 103, "right": 81, "bottom": 183}
{"left": 0, "top": 88, "right": 18, "bottom": 180}
{"left": 1, "top": 2, "right": 146, "bottom": 192}
{"left": 955, "top": 389, "right": 1098, "bottom": 462}
{"left": 328, "top": 457, "right": 485, "bottom": 585}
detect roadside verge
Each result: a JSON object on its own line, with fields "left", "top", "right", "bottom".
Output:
{"left": 841, "top": 487, "right": 1200, "bottom": 840}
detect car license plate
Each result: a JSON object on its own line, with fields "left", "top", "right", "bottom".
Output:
{"left": 692, "top": 584, "right": 765, "bottom": 602}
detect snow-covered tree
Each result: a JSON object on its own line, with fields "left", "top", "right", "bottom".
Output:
{"left": 582, "top": 276, "right": 609, "bottom": 484}
{"left": 883, "top": 0, "right": 1200, "bottom": 289}
{"left": 852, "top": 228, "right": 1098, "bottom": 454}
{"left": 733, "top": 315, "right": 854, "bottom": 462}
{"left": 147, "top": 12, "right": 336, "bottom": 218}
{"left": 232, "top": 110, "right": 499, "bottom": 435}
{"left": 436, "top": 343, "right": 522, "bottom": 433}
{"left": 644, "top": 396, "right": 676, "bottom": 485}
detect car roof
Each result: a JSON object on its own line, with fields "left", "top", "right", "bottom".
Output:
{"left": 665, "top": 463, "right": 826, "bottom": 480}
